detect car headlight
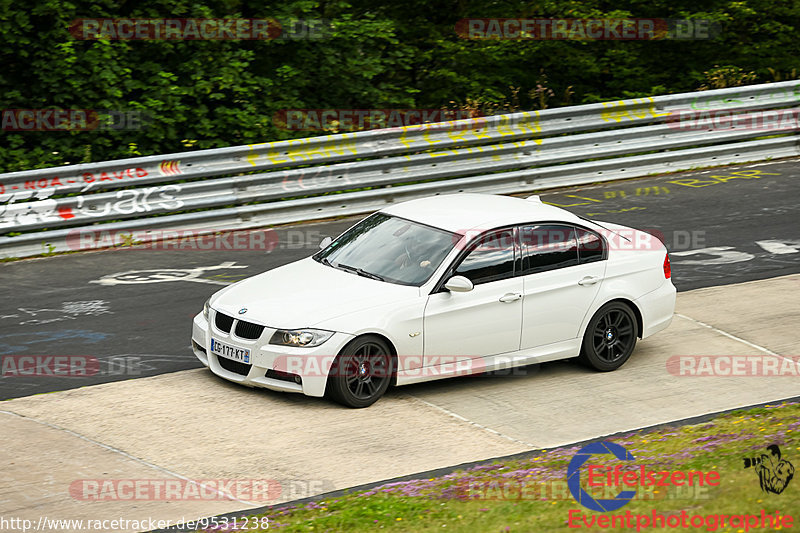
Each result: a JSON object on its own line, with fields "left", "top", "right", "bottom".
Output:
{"left": 269, "top": 329, "right": 334, "bottom": 347}
{"left": 203, "top": 298, "right": 211, "bottom": 320}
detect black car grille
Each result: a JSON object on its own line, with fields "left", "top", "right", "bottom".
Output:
{"left": 215, "top": 312, "right": 233, "bottom": 333}
{"left": 217, "top": 355, "right": 252, "bottom": 376}
{"left": 235, "top": 320, "right": 265, "bottom": 340}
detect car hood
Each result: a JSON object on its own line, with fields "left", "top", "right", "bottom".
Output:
{"left": 210, "top": 257, "right": 419, "bottom": 329}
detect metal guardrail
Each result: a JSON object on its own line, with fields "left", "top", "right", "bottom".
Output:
{"left": 1, "top": 81, "right": 799, "bottom": 258}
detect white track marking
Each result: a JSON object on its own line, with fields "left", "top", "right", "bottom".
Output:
{"left": 90, "top": 262, "right": 246, "bottom": 286}
{"left": 405, "top": 394, "right": 537, "bottom": 449}
{"left": 674, "top": 313, "right": 793, "bottom": 364}
{"left": 0, "top": 410, "right": 259, "bottom": 506}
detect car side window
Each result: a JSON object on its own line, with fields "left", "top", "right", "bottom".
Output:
{"left": 519, "top": 224, "right": 578, "bottom": 275}
{"left": 576, "top": 227, "right": 605, "bottom": 264}
{"left": 453, "top": 229, "right": 516, "bottom": 285}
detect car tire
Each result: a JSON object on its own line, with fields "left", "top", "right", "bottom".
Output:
{"left": 326, "top": 335, "right": 394, "bottom": 408}
{"left": 579, "top": 302, "right": 638, "bottom": 372}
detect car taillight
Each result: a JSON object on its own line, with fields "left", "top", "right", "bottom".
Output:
{"left": 663, "top": 253, "right": 671, "bottom": 279}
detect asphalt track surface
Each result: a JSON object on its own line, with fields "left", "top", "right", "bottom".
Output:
{"left": 1, "top": 158, "right": 800, "bottom": 400}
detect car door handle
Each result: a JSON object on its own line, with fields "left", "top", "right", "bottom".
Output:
{"left": 499, "top": 293, "right": 522, "bottom": 303}
{"left": 578, "top": 276, "right": 601, "bottom": 286}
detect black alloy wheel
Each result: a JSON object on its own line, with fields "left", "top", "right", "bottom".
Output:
{"left": 579, "top": 302, "right": 638, "bottom": 371}
{"left": 327, "top": 335, "right": 394, "bottom": 408}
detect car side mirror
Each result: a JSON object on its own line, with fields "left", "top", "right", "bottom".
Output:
{"left": 444, "top": 275, "right": 474, "bottom": 293}
{"left": 318, "top": 236, "right": 333, "bottom": 250}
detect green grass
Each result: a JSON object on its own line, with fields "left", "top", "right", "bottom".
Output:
{"left": 199, "top": 401, "right": 800, "bottom": 532}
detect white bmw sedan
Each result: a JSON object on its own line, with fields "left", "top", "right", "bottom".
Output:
{"left": 191, "top": 193, "right": 675, "bottom": 407}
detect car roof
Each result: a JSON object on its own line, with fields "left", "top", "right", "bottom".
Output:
{"left": 380, "top": 193, "right": 584, "bottom": 234}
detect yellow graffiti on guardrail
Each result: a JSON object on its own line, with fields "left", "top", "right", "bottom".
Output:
{"left": 245, "top": 113, "right": 543, "bottom": 166}
{"left": 601, "top": 97, "right": 669, "bottom": 123}
{"left": 246, "top": 136, "right": 359, "bottom": 166}
{"left": 399, "top": 111, "right": 542, "bottom": 156}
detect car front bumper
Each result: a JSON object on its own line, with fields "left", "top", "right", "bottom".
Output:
{"left": 191, "top": 311, "right": 355, "bottom": 397}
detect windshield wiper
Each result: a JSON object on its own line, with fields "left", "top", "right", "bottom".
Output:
{"left": 355, "top": 268, "right": 384, "bottom": 281}
{"left": 337, "top": 263, "right": 385, "bottom": 281}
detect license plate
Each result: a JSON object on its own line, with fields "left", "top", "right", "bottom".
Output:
{"left": 210, "top": 338, "right": 250, "bottom": 363}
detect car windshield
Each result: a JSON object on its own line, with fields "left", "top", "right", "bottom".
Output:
{"left": 314, "top": 213, "right": 457, "bottom": 286}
